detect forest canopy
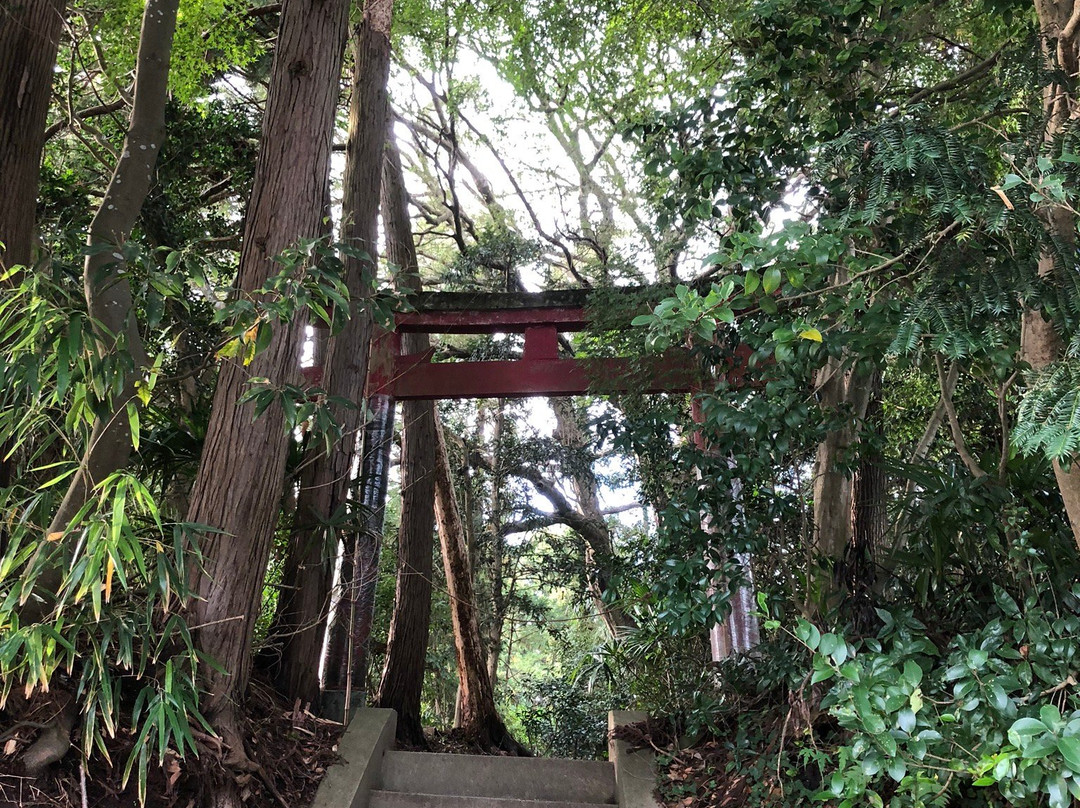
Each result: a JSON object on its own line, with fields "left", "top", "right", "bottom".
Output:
{"left": 2, "top": 0, "right": 1080, "bottom": 805}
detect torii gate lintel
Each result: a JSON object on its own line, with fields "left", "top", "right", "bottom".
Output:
{"left": 365, "top": 288, "right": 750, "bottom": 400}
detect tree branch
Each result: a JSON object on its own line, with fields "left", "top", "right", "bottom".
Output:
{"left": 936, "top": 356, "right": 986, "bottom": 478}
{"left": 904, "top": 48, "right": 1003, "bottom": 106}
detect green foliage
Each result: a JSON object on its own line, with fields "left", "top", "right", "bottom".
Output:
{"left": 785, "top": 579, "right": 1080, "bottom": 808}
{"left": 1014, "top": 362, "right": 1080, "bottom": 462}
{"left": 504, "top": 673, "right": 623, "bottom": 759}
{"left": 170, "top": 0, "right": 265, "bottom": 104}
{"left": 0, "top": 474, "right": 212, "bottom": 804}
{"left": 212, "top": 235, "right": 405, "bottom": 451}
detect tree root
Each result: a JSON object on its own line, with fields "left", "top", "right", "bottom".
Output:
{"left": 21, "top": 694, "right": 77, "bottom": 777}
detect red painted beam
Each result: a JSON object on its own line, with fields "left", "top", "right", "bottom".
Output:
{"left": 372, "top": 354, "right": 712, "bottom": 400}
{"left": 395, "top": 307, "right": 590, "bottom": 334}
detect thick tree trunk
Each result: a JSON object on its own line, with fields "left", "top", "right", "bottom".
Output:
{"left": 0, "top": 0, "right": 63, "bottom": 277}
{"left": 810, "top": 358, "right": 873, "bottom": 612}
{"left": 185, "top": 0, "right": 349, "bottom": 783}
{"left": 0, "top": 0, "right": 64, "bottom": 521}
{"left": 260, "top": 256, "right": 335, "bottom": 705}
{"left": 312, "top": 0, "right": 394, "bottom": 719}
{"left": 1026, "top": 0, "right": 1080, "bottom": 550}
{"left": 373, "top": 137, "right": 437, "bottom": 748}
{"left": 275, "top": 0, "right": 393, "bottom": 707}
{"left": 433, "top": 414, "right": 526, "bottom": 754}
{"left": 19, "top": 0, "right": 178, "bottom": 775}
{"left": 845, "top": 372, "right": 886, "bottom": 629}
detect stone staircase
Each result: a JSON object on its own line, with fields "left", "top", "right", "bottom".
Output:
{"left": 311, "top": 709, "right": 657, "bottom": 808}
{"left": 368, "top": 750, "right": 617, "bottom": 808}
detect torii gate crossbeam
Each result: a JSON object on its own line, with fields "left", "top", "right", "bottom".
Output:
{"left": 365, "top": 289, "right": 751, "bottom": 400}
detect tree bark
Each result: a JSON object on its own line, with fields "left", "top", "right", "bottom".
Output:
{"left": 299, "top": 0, "right": 393, "bottom": 719}
{"left": 0, "top": 0, "right": 64, "bottom": 522}
{"left": 0, "top": 0, "right": 63, "bottom": 277}
{"left": 548, "top": 396, "right": 637, "bottom": 635}
{"left": 47, "top": 0, "right": 178, "bottom": 537}
{"left": 845, "top": 371, "right": 886, "bottom": 629}
{"left": 1025, "top": 0, "right": 1080, "bottom": 551}
{"left": 810, "top": 357, "right": 873, "bottom": 612}
{"left": 274, "top": 0, "right": 393, "bottom": 709}
{"left": 373, "top": 136, "right": 437, "bottom": 748}
{"left": 185, "top": 0, "right": 349, "bottom": 782}
{"left": 19, "top": 0, "right": 179, "bottom": 775}
{"left": 433, "top": 413, "right": 526, "bottom": 754}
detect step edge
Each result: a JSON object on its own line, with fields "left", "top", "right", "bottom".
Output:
{"left": 369, "top": 792, "right": 615, "bottom": 808}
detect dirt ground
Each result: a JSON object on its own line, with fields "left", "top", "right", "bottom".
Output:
{"left": 0, "top": 681, "right": 343, "bottom": 808}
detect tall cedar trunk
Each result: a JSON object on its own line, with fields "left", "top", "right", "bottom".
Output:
{"left": 19, "top": 0, "right": 179, "bottom": 775}
{"left": 846, "top": 371, "right": 886, "bottom": 630}
{"left": 549, "top": 397, "right": 636, "bottom": 635}
{"left": 433, "top": 414, "right": 526, "bottom": 754}
{"left": 0, "top": 0, "right": 63, "bottom": 501}
{"left": 0, "top": 0, "right": 63, "bottom": 278}
{"left": 312, "top": 0, "right": 393, "bottom": 715}
{"left": 273, "top": 0, "right": 393, "bottom": 709}
{"left": 810, "top": 358, "right": 872, "bottom": 613}
{"left": 1026, "top": 1, "right": 1080, "bottom": 551}
{"left": 185, "top": 0, "right": 349, "bottom": 784}
{"left": 373, "top": 137, "right": 437, "bottom": 748}
{"left": 257, "top": 198, "right": 333, "bottom": 701}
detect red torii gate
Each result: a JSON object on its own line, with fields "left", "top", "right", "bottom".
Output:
{"left": 366, "top": 289, "right": 733, "bottom": 399}
{"left": 322, "top": 288, "right": 757, "bottom": 716}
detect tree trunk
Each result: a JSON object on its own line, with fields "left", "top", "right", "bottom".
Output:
{"left": 185, "top": 0, "right": 349, "bottom": 783}
{"left": 1025, "top": 0, "right": 1080, "bottom": 551}
{"left": 0, "top": 0, "right": 64, "bottom": 526}
{"left": 308, "top": 0, "right": 393, "bottom": 720}
{"left": 809, "top": 358, "right": 873, "bottom": 612}
{"left": 433, "top": 414, "right": 527, "bottom": 754}
{"left": 260, "top": 204, "right": 335, "bottom": 706}
{"left": 326, "top": 392, "right": 395, "bottom": 706}
{"left": 274, "top": 0, "right": 393, "bottom": 709}
{"left": 0, "top": 0, "right": 63, "bottom": 277}
{"left": 373, "top": 136, "right": 437, "bottom": 748}
{"left": 845, "top": 371, "right": 886, "bottom": 630}
{"left": 483, "top": 402, "right": 505, "bottom": 690}
{"left": 48, "top": 0, "right": 179, "bottom": 536}
{"left": 19, "top": 0, "right": 179, "bottom": 775}
{"left": 549, "top": 396, "right": 637, "bottom": 635}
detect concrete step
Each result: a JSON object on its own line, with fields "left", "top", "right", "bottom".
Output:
{"left": 379, "top": 751, "right": 616, "bottom": 804}
{"left": 369, "top": 791, "right": 615, "bottom": 808}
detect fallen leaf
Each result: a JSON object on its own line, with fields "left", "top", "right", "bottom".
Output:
{"left": 4, "top": 738, "right": 17, "bottom": 755}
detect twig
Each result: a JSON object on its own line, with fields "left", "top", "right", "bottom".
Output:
{"left": 256, "top": 766, "right": 290, "bottom": 808}
{"left": 0, "top": 721, "right": 51, "bottom": 743}
{"left": 1020, "top": 673, "right": 1078, "bottom": 704}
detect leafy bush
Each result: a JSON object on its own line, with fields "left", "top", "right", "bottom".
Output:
{"left": 782, "top": 586, "right": 1080, "bottom": 808}
{"left": 503, "top": 673, "right": 623, "bottom": 759}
